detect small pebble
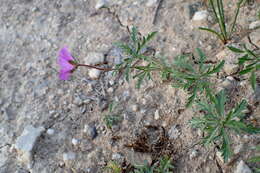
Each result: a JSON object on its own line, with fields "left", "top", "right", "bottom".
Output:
{"left": 46, "top": 129, "right": 55, "bottom": 135}
{"left": 154, "top": 109, "right": 160, "bottom": 120}
{"left": 107, "top": 87, "right": 114, "bottom": 93}
{"left": 95, "top": 0, "right": 108, "bottom": 9}
{"left": 234, "top": 160, "right": 252, "bottom": 173}
{"left": 71, "top": 138, "right": 79, "bottom": 145}
{"left": 249, "top": 21, "right": 260, "bottom": 29}
{"left": 63, "top": 152, "right": 76, "bottom": 161}
{"left": 88, "top": 69, "right": 101, "bottom": 79}
{"left": 132, "top": 104, "right": 138, "bottom": 112}
{"left": 84, "top": 125, "right": 98, "bottom": 139}
{"left": 146, "top": 0, "right": 157, "bottom": 7}
{"left": 190, "top": 149, "right": 199, "bottom": 159}
{"left": 192, "top": 10, "right": 208, "bottom": 21}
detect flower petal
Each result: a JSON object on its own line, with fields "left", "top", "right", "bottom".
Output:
{"left": 59, "top": 46, "right": 74, "bottom": 61}
{"left": 59, "top": 70, "right": 71, "bottom": 80}
{"left": 58, "top": 57, "right": 74, "bottom": 71}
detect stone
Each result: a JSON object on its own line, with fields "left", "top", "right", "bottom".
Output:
{"left": 146, "top": 0, "right": 157, "bottom": 7}
{"left": 185, "top": 2, "right": 203, "bottom": 19}
{"left": 107, "top": 87, "right": 114, "bottom": 93}
{"left": 249, "top": 21, "right": 260, "bottom": 29}
{"left": 63, "top": 152, "right": 76, "bottom": 161}
{"left": 216, "top": 49, "right": 238, "bottom": 75}
{"left": 126, "top": 150, "right": 152, "bottom": 165}
{"left": 168, "top": 125, "right": 181, "bottom": 140}
{"left": 84, "top": 125, "right": 98, "bottom": 140}
{"left": 249, "top": 30, "right": 260, "bottom": 46}
{"left": 73, "top": 96, "right": 83, "bottom": 106}
{"left": 234, "top": 160, "right": 252, "bottom": 173}
{"left": 219, "top": 76, "right": 234, "bottom": 89}
{"left": 71, "top": 138, "right": 79, "bottom": 145}
{"left": 0, "top": 145, "right": 9, "bottom": 167}
{"left": 234, "top": 144, "right": 243, "bottom": 154}
{"left": 15, "top": 125, "right": 45, "bottom": 165}
{"left": 46, "top": 129, "right": 55, "bottom": 135}
{"left": 88, "top": 69, "right": 101, "bottom": 79}
{"left": 154, "top": 109, "right": 160, "bottom": 120}
{"left": 189, "top": 149, "right": 199, "bottom": 159}
{"left": 112, "top": 153, "right": 124, "bottom": 164}
{"left": 95, "top": 0, "right": 109, "bottom": 10}
{"left": 192, "top": 10, "right": 208, "bottom": 21}
{"left": 131, "top": 104, "right": 138, "bottom": 112}
{"left": 84, "top": 52, "right": 105, "bottom": 65}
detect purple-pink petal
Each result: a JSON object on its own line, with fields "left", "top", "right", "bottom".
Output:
{"left": 59, "top": 46, "right": 73, "bottom": 61}
{"left": 59, "top": 70, "right": 71, "bottom": 80}
{"left": 58, "top": 56, "right": 74, "bottom": 72}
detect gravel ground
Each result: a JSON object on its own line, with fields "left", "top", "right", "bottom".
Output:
{"left": 0, "top": 0, "right": 259, "bottom": 172}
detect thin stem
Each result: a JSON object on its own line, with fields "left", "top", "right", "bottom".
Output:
{"left": 77, "top": 64, "right": 115, "bottom": 71}
{"left": 229, "top": 0, "right": 243, "bottom": 39}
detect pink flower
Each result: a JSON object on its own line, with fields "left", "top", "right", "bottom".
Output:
{"left": 58, "top": 46, "right": 76, "bottom": 80}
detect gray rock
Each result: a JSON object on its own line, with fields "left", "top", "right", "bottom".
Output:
{"left": 71, "top": 138, "right": 79, "bottom": 145}
{"left": 63, "top": 151, "right": 76, "bottom": 161}
{"left": 0, "top": 145, "right": 9, "bottom": 167}
{"left": 216, "top": 49, "right": 238, "bottom": 75}
{"left": 192, "top": 10, "right": 208, "bottom": 21}
{"left": 154, "top": 109, "right": 160, "bottom": 120}
{"left": 131, "top": 104, "right": 138, "bottom": 112}
{"left": 249, "top": 21, "right": 260, "bottom": 29}
{"left": 146, "top": 0, "right": 157, "bottom": 7}
{"left": 234, "top": 144, "right": 243, "bottom": 154}
{"left": 234, "top": 160, "right": 252, "bottom": 173}
{"left": 186, "top": 2, "right": 203, "bottom": 19}
{"left": 46, "top": 128, "right": 55, "bottom": 135}
{"left": 168, "top": 125, "right": 181, "bottom": 140}
{"left": 249, "top": 30, "right": 260, "bottom": 46}
{"left": 95, "top": 0, "right": 109, "bottom": 10}
{"left": 125, "top": 150, "right": 152, "bottom": 165}
{"left": 84, "top": 125, "right": 98, "bottom": 139}
{"left": 189, "top": 149, "right": 199, "bottom": 159}
{"left": 15, "top": 125, "right": 45, "bottom": 165}
{"left": 112, "top": 153, "right": 124, "bottom": 164}
{"left": 88, "top": 69, "right": 101, "bottom": 79}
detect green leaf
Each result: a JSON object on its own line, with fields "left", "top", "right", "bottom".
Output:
{"left": 238, "top": 54, "right": 252, "bottom": 65}
{"left": 131, "top": 26, "right": 138, "bottom": 44}
{"left": 203, "top": 126, "right": 220, "bottom": 146}
{"left": 186, "top": 88, "right": 197, "bottom": 107}
{"left": 239, "top": 67, "right": 254, "bottom": 75}
{"left": 199, "top": 27, "right": 224, "bottom": 42}
{"left": 225, "top": 120, "right": 247, "bottom": 133}
{"left": 220, "top": 129, "right": 232, "bottom": 162}
{"left": 215, "top": 90, "right": 226, "bottom": 117}
{"left": 207, "top": 60, "right": 225, "bottom": 74}
{"left": 196, "top": 48, "right": 207, "bottom": 71}
{"left": 227, "top": 46, "right": 244, "bottom": 53}
{"left": 250, "top": 71, "right": 256, "bottom": 90}
{"left": 230, "top": 99, "right": 247, "bottom": 119}
{"left": 248, "top": 156, "right": 260, "bottom": 163}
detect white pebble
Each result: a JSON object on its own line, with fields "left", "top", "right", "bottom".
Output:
{"left": 107, "top": 87, "right": 114, "bottom": 93}
{"left": 88, "top": 69, "right": 101, "bottom": 79}
{"left": 95, "top": 0, "right": 108, "bottom": 10}
{"left": 63, "top": 152, "right": 76, "bottom": 161}
{"left": 132, "top": 104, "right": 138, "bottom": 112}
{"left": 146, "top": 0, "right": 157, "bottom": 7}
{"left": 46, "top": 129, "right": 55, "bottom": 135}
{"left": 234, "top": 160, "right": 252, "bottom": 173}
{"left": 154, "top": 109, "right": 160, "bottom": 120}
{"left": 249, "top": 21, "right": 260, "bottom": 30}
{"left": 192, "top": 10, "right": 208, "bottom": 21}
{"left": 71, "top": 138, "right": 79, "bottom": 145}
